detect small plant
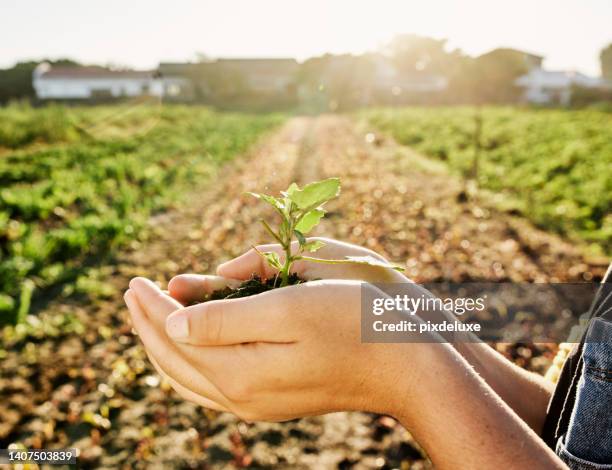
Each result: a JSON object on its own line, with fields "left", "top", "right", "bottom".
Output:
{"left": 249, "top": 178, "right": 403, "bottom": 288}
{"left": 248, "top": 178, "right": 340, "bottom": 287}
{"left": 196, "top": 178, "right": 402, "bottom": 302}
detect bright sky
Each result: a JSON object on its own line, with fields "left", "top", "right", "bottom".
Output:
{"left": 2, "top": 0, "right": 611, "bottom": 76}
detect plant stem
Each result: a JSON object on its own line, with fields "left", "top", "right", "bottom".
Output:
{"left": 280, "top": 215, "right": 296, "bottom": 287}
{"left": 280, "top": 243, "right": 291, "bottom": 287}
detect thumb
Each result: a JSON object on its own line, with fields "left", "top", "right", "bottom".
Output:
{"left": 165, "top": 287, "right": 294, "bottom": 345}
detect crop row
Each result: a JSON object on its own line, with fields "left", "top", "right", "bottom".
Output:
{"left": 0, "top": 104, "right": 283, "bottom": 324}
{"left": 366, "top": 107, "right": 611, "bottom": 253}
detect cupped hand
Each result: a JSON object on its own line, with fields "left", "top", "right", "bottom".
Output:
{"left": 125, "top": 276, "right": 428, "bottom": 422}
{"left": 169, "top": 237, "right": 408, "bottom": 305}
{"left": 124, "top": 277, "right": 235, "bottom": 412}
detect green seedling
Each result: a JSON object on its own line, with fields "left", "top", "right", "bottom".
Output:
{"left": 249, "top": 178, "right": 403, "bottom": 287}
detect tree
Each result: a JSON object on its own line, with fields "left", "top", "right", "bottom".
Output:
{"left": 0, "top": 59, "right": 79, "bottom": 104}
{"left": 387, "top": 34, "right": 450, "bottom": 75}
{"left": 297, "top": 54, "right": 375, "bottom": 112}
{"left": 385, "top": 34, "right": 476, "bottom": 104}
{"left": 0, "top": 61, "right": 38, "bottom": 103}
{"left": 601, "top": 43, "right": 612, "bottom": 80}
{"left": 471, "top": 49, "right": 531, "bottom": 104}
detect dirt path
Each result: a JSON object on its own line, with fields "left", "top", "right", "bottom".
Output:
{"left": 1, "top": 116, "right": 607, "bottom": 469}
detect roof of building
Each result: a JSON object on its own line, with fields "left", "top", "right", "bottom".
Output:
{"left": 35, "top": 64, "right": 154, "bottom": 80}
{"left": 217, "top": 58, "right": 297, "bottom": 63}
{"left": 478, "top": 47, "right": 544, "bottom": 61}
{"left": 216, "top": 58, "right": 299, "bottom": 73}
{"left": 158, "top": 59, "right": 299, "bottom": 79}
{"left": 516, "top": 68, "right": 608, "bottom": 88}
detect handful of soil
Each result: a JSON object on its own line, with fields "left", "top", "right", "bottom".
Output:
{"left": 195, "top": 274, "right": 304, "bottom": 304}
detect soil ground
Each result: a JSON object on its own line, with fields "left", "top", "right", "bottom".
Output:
{"left": 0, "top": 115, "right": 608, "bottom": 469}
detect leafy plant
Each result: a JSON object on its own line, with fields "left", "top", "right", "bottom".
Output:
{"left": 366, "top": 106, "right": 612, "bottom": 253}
{"left": 249, "top": 178, "right": 403, "bottom": 287}
{"left": 0, "top": 105, "right": 283, "bottom": 325}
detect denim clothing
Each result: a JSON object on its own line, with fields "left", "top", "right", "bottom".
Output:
{"left": 556, "top": 317, "right": 612, "bottom": 469}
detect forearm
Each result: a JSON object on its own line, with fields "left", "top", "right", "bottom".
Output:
{"left": 455, "top": 341, "right": 554, "bottom": 433}
{"left": 390, "top": 343, "right": 565, "bottom": 470}
{"left": 376, "top": 274, "right": 553, "bottom": 432}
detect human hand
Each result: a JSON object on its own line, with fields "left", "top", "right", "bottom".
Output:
{"left": 168, "top": 237, "right": 408, "bottom": 305}
{"left": 125, "top": 276, "right": 430, "bottom": 422}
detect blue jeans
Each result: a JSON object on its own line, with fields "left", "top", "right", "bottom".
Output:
{"left": 556, "top": 318, "right": 612, "bottom": 469}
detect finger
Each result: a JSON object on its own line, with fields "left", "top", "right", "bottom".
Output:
{"left": 217, "top": 244, "right": 284, "bottom": 280}
{"left": 145, "top": 348, "right": 229, "bottom": 412}
{"left": 129, "top": 277, "right": 182, "bottom": 330}
{"left": 216, "top": 239, "right": 389, "bottom": 281}
{"left": 124, "top": 289, "right": 231, "bottom": 407}
{"left": 166, "top": 287, "right": 297, "bottom": 345}
{"left": 126, "top": 285, "right": 243, "bottom": 394}
{"left": 168, "top": 274, "right": 240, "bottom": 305}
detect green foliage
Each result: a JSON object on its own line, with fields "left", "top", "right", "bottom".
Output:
{"left": 366, "top": 107, "right": 612, "bottom": 253}
{"left": 601, "top": 43, "right": 612, "bottom": 81}
{"left": 0, "top": 59, "right": 79, "bottom": 104}
{"left": 0, "top": 104, "right": 283, "bottom": 324}
{"left": 251, "top": 178, "right": 403, "bottom": 286}
{"left": 0, "top": 102, "right": 82, "bottom": 148}
{"left": 470, "top": 49, "right": 530, "bottom": 103}
{"left": 249, "top": 178, "right": 341, "bottom": 286}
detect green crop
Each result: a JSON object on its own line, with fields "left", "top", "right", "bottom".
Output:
{"left": 0, "top": 104, "right": 283, "bottom": 324}
{"left": 365, "top": 107, "right": 612, "bottom": 253}
{"left": 250, "top": 178, "right": 403, "bottom": 286}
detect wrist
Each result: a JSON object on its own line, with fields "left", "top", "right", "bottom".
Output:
{"left": 353, "top": 340, "right": 452, "bottom": 422}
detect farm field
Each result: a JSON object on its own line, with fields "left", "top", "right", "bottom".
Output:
{"left": 1, "top": 109, "right": 609, "bottom": 468}
{"left": 365, "top": 107, "right": 612, "bottom": 253}
{"left": 0, "top": 103, "right": 283, "bottom": 325}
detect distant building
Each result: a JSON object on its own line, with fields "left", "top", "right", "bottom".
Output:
{"left": 478, "top": 48, "right": 544, "bottom": 71}
{"left": 215, "top": 58, "right": 298, "bottom": 94}
{"left": 367, "top": 54, "right": 447, "bottom": 106}
{"left": 515, "top": 68, "right": 610, "bottom": 106}
{"left": 473, "top": 48, "right": 611, "bottom": 106}
{"left": 156, "top": 59, "right": 299, "bottom": 106}
{"left": 370, "top": 55, "right": 448, "bottom": 94}
{"left": 33, "top": 63, "right": 163, "bottom": 100}
{"left": 157, "top": 63, "right": 201, "bottom": 100}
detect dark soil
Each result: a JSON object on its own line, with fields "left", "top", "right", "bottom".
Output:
{"left": 204, "top": 274, "right": 304, "bottom": 302}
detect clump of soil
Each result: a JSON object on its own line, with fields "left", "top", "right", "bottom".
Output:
{"left": 203, "top": 274, "right": 304, "bottom": 302}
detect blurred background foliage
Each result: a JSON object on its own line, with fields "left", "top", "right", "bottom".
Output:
{"left": 0, "top": 104, "right": 283, "bottom": 324}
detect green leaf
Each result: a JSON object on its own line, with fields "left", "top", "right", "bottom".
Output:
{"left": 294, "top": 230, "right": 306, "bottom": 246}
{"left": 252, "top": 246, "right": 283, "bottom": 271}
{"left": 295, "top": 208, "right": 325, "bottom": 234}
{"left": 17, "top": 279, "right": 35, "bottom": 324}
{"left": 302, "top": 240, "right": 325, "bottom": 253}
{"left": 260, "top": 219, "right": 283, "bottom": 244}
{"left": 247, "top": 192, "right": 285, "bottom": 212}
{"left": 283, "top": 183, "right": 299, "bottom": 196}
{"left": 262, "top": 251, "right": 282, "bottom": 270}
{"left": 286, "top": 178, "right": 340, "bottom": 209}
{"left": 0, "top": 294, "right": 15, "bottom": 313}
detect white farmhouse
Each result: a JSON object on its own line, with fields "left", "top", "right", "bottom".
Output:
{"left": 515, "top": 68, "right": 609, "bottom": 106}
{"left": 33, "top": 63, "right": 164, "bottom": 100}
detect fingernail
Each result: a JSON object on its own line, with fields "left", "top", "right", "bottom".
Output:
{"left": 166, "top": 314, "right": 189, "bottom": 339}
{"left": 129, "top": 277, "right": 143, "bottom": 289}
{"left": 124, "top": 290, "right": 136, "bottom": 309}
